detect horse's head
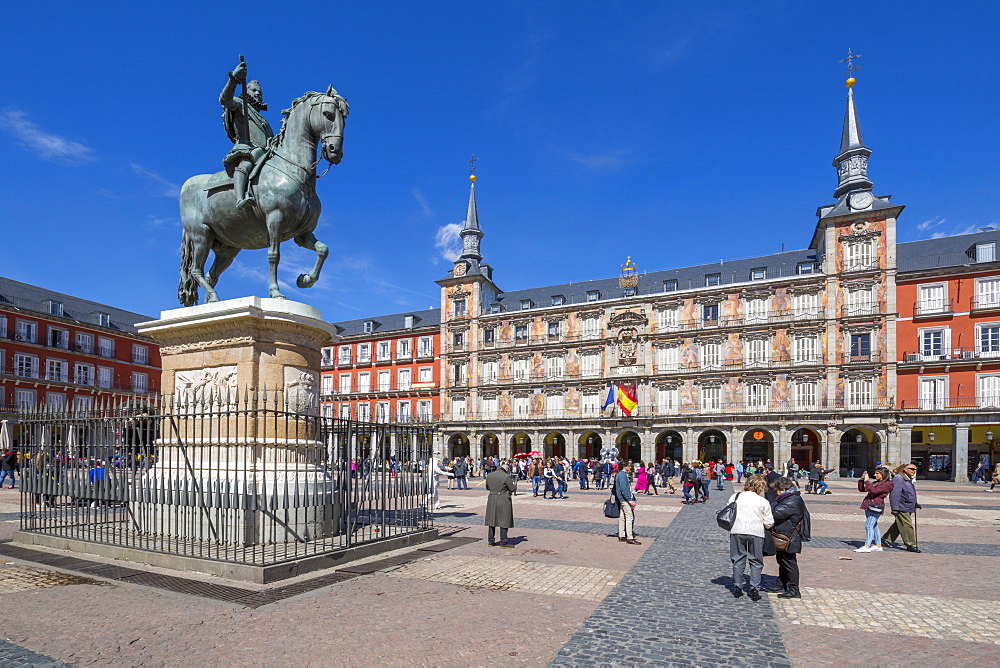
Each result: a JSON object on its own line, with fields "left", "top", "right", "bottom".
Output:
{"left": 315, "top": 85, "right": 349, "bottom": 165}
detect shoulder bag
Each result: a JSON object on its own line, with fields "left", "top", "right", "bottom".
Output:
{"left": 771, "top": 519, "right": 801, "bottom": 551}
{"left": 716, "top": 492, "right": 741, "bottom": 530}
{"left": 604, "top": 475, "right": 621, "bottom": 518}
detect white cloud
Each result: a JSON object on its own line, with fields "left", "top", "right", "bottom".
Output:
{"left": 146, "top": 215, "right": 179, "bottom": 228}
{"left": 434, "top": 222, "right": 463, "bottom": 263}
{"left": 917, "top": 217, "right": 946, "bottom": 231}
{"left": 131, "top": 162, "right": 181, "bottom": 198}
{"left": 412, "top": 188, "right": 432, "bottom": 217}
{"left": 0, "top": 109, "right": 94, "bottom": 164}
{"left": 561, "top": 148, "right": 631, "bottom": 171}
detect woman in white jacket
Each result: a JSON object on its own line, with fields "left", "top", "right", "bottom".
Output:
{"left": 728, "top": 474, "right": 775, "bottom": 601}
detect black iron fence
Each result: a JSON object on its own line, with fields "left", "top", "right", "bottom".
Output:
{"left": 16, "top": 394, "right": 434, "bottom": 566}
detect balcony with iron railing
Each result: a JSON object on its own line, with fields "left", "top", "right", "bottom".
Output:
{"left": 913, "top": 299, "right": 954, "bottom": 318}
{"left": 843, "top": 351, "right": 884, "bottom": 364}
{"left": 840, "top": 303, "right": 880, "bottom": 318}
{"left": 971, "top": 295, "right": 1000, "bottom": 312}
{"left": 900, "top": 347, "right": 1000, "bottom": 364}
{"left": 901, "top": 396, "right": 1000, "bottom": 411}
{"left": 439, "top": 398, "right": 895, "bottom": 422}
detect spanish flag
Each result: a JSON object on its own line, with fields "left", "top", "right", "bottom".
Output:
{"left": 617, "top": 382, "right": 638, "bottom": 416}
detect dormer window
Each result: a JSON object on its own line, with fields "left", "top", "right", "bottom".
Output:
{"left": 796, "top": 262, "right": 816, "bottom": 275}
{"left": 490, "top": 304, "right": 502, "bottom": 314}
{"left": 520, "top": 299, "right": 532, "bottom": 310}
{"left": 586, "top": 291, "right": 600, "bottom": 302}
{"left": 98, "top": 312, "right": 111, "bottom": 328}
{"left": 404, "top": 315, "right": 414, "bottom": 329}
{"left": 705, "top": 274, "right": 721, "bottom": 287}
{"left": 663, "top": 280, "right": 678, "bottom": 292}
{"left": 624, "top": 286, "right": 636, "bottom": 297}
{"left": 750, "top": 267, "right": 766, "bottom": 281}
{"left": 48, "top": 301, "right": 64, "bottom": 317}
{"left": 975, "top": 242, "right": 997, "bottom": 263}
{"left": 363, "top": 321, "right": 374, "bottom": 334}
{"left": 551, "top": 295, "right": 565, "bottom": 306}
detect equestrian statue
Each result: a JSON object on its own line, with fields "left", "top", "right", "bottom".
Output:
{"left": 178, "top": 57, "right": 349, "bottom": 306}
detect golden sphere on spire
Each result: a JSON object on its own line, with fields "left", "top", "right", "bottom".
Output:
{"left": 469, "top": 174, "right": 477, "bottom": 183}
{"left": 845, "top": 77, "right": 856, "bottom": 88}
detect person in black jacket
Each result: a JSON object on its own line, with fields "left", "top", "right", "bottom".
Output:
{"left": 764, "top": 476, "right": 809, "bottom": 599}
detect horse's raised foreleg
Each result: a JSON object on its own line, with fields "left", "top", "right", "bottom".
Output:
{"left": 293, "top": 232, "right": 329, "bottom": 289}
{"left": 266, "top": 211, "right": 285, "bottom": 299}
{"left": 207, "top": 245, "right": 241, "bottom": 288}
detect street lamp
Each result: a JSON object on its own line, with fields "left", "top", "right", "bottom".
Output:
{"left": 987, "top": 431, "right": 994, "bottom": 442}
{"left": 928, "top": 432, "right": 936, "bottom": 442}
{"left": 855, "top": 432, "right": 863, "bottom": 444}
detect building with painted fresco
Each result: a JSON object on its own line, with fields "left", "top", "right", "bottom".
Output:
{"left": 319, "top": 309, "right": 441, "bottom": 449}
{"left": 894, "top": 231, "right": 1000, "bottom": 481}
{"left": 0, "top": 277, "right": 161, "bottom": 442}
{"left": 434, "top": 79, "right": 905, "bottom": 475}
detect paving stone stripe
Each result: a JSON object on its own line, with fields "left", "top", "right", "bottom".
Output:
{"left": 0, "top": 564, "right": 95, "bottom": 593}
{"left": 0, "top": 639, "right": 67, "bottom": 668}
{"left": 773, "top": 586, "right": 1000, "bottom": 645}
{"left": 805, "top": 535, "right": 1000, "bottom": 556}
{"left": 387, "top": 553, "right": 625, "bottom": 600}
{"left": 807, "top": 512, "right": 998, "bottom": 528}
{"left": 550, "top": 493, "right": 791, "bottom": 667}
{"left": 436, "top": 512, "right": 670, "bottom": 538}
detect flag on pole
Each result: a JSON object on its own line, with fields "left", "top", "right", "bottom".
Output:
{"left": 617, "top": 382, "right": 638, "bottom": 416}
{"left": 601, "top": 384, "right": 616, "bottom": 410}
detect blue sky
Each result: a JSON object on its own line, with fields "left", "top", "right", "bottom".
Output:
{"left": 2, "top": 2, "right": 999, "bottom": 321}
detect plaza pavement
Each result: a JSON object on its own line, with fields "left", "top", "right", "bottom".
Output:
{"left": 0, "top": 475, "right": 997, "bottom": 667}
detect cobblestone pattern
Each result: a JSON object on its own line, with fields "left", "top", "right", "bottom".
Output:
{"left": 388, "top": 553, "right": 625, "bottom": 600}
{"left": 550, "top": 493, "right": 791, "bottom": 667}
{"left": 805, "top": 536, "right": 1000, "bottom": 556}
{"left": 0, "top": 512, "right": 20, "bottom": 522}
{"left": 774, "top": 586, "right": 1000, "bottom": 645}
{"left": 436, "top": 512, "right": 670, "bottom": 538}
{"left": 0, "top": 564, "right": 93, "bottom": 593}
{"left": 808, "top": 512, "right": 998, "bottom": 527}
{"left": 0, "top": 640, "right": 66, "bottom": 667}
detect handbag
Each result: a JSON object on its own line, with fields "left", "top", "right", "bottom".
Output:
{"left": 868, "top": 502, "right": 885, "bottom": 513}
{"left": 770, "top": 520, "right": 801, "bottom": 551}
{"left": 716, "top": 492, "right": 741, "bottom": 530}
{"left": 603, "top": 496, "right": 621, "bottom": 518}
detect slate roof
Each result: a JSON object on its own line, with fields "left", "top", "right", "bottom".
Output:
{"left": 0, "top": 276, "right": 154, "bottom": 333}
{"left": 897, "top": 230, "right": 1000, "bottom": 273}
{"left": 333, "top": 308, "right": 440, "bottom": 338}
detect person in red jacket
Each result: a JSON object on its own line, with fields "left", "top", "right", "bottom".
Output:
{"left": 855, "top": 466, "right": 893, "bottom": 552}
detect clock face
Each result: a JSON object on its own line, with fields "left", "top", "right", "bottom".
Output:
{"left": 849, "top": 191, "right": 874, "bottom": 210}
{"left": 453, "top": 262, "right": 467, "bottom": 276}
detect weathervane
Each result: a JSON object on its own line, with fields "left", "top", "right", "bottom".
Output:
{"left": 840, "top": 48, "right": 862, "bottom": 83}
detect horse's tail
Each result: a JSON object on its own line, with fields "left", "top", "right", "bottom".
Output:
{"left": 178, "top": 228, "right": 199, "bottom": 307}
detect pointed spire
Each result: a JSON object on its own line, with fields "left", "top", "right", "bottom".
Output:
{"left": 832, "top": 78, "right": 873, "bottom": 199}
{"left": 459, "top": 174, "right": 483, "bottom": 263}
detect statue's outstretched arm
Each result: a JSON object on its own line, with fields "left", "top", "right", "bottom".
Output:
{"left": 219, "top": 74, "right": 241, "bottom": 111}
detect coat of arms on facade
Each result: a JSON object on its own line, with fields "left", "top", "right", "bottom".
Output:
{"left": 608, "top": 309, "right": 647, "bottom": 367}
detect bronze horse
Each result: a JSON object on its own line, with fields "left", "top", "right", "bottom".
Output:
{"left": 178, "top": 87, "right": 348, "bottom": 306}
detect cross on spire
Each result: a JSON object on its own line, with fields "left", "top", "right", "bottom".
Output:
{"left": 468, "top": 154, "right": 478, "bottom": 174}
{"left": 840, "top": 48, "right": 862, "bottom": 78}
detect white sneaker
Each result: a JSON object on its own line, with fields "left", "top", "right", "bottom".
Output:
{"left": 854, "top": 545, "right": 872, "bottom": 553}
{"left": 869, "top": 545, "right": 883, "bottom": 551}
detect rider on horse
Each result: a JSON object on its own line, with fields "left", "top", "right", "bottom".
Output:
{"left": 220, "top": 59, "right": 274, "bottom": 211}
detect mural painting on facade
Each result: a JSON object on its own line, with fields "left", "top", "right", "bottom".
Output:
{"left": 681, "top": 298, "right": 697, "bottom": 328}
{"left": 772, "top": 329, "right": 791, "bottom": 363}
{"left": 835, "top": 376, "right": 845, "bottom": 407}
{"left": 530, "top": 392, "right": 544, "bottom": 417}
{"left": 724, "top": 332, "right": 743, "bottom": 366}
{"left": 723, "top": 377, "right": 743, "bottom": 410}
{"left": 820, "top": 379, "right": 829, "bottom": 407}
{"left": 835, "top": 285, "right": 845, "bottom": 318}
{"left": 679, "top": 380, "right": 698, "bottom": 412}
{"left": 772, "top": 287, "right": 791, "bottom": 316}
{"left": 566, "top": 311, "right": 579, "bottom": 339}
{"left": 873, "top": 219, "right": 887, "bottom": 264}
{"left": 565, "top": 387, "right": 580, "bottom": 415}
{"left": 565, "top": 349, "right": 579, "bottom": 376}
{"left": 498, "top": 393, "right": 512, "bottom": 418}
{"left": 531, "top": 317, "right": 545, "bottom": 341}
{"left": 820, "top": 330, "right": 829, "bottom": 364}
{"left": 876, "top": 370, "right": 887, "bottom": 404}
{"left": 835, "top": 325, "right": 844, "bottom": 361}
{"left": 531, "top": 353, "right": 543, "bottom": 379}
{"left": 876, "top": 275, "right": 887, "bottom": 311}
{"left": 500, "top": 321, "right": 512, "bottom": 344}
{"left": 821, "top": 288, "right": 829, "bottom": 317}
{"left": 499, "top": 354, "right": 511, "bottom": 381}
{"left": 680, "top": 338, "right": 698, "bottom": 369}
{"left": 722, "top": 293, "right": 742, "bottom": 322}
{"left": 773, "top": 374, "right": 790, "bottom": 408}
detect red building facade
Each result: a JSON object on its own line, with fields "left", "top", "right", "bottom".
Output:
{"left": 0, "top": 277, "right": 161, "bottom": 443}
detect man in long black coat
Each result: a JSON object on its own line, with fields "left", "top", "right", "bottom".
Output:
{"left": 485, "top": 461, "right": 516, "bottom": 547}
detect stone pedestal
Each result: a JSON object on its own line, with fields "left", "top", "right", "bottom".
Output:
{"left": 135, "top": 298, "right": 340, "bottom": 547}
